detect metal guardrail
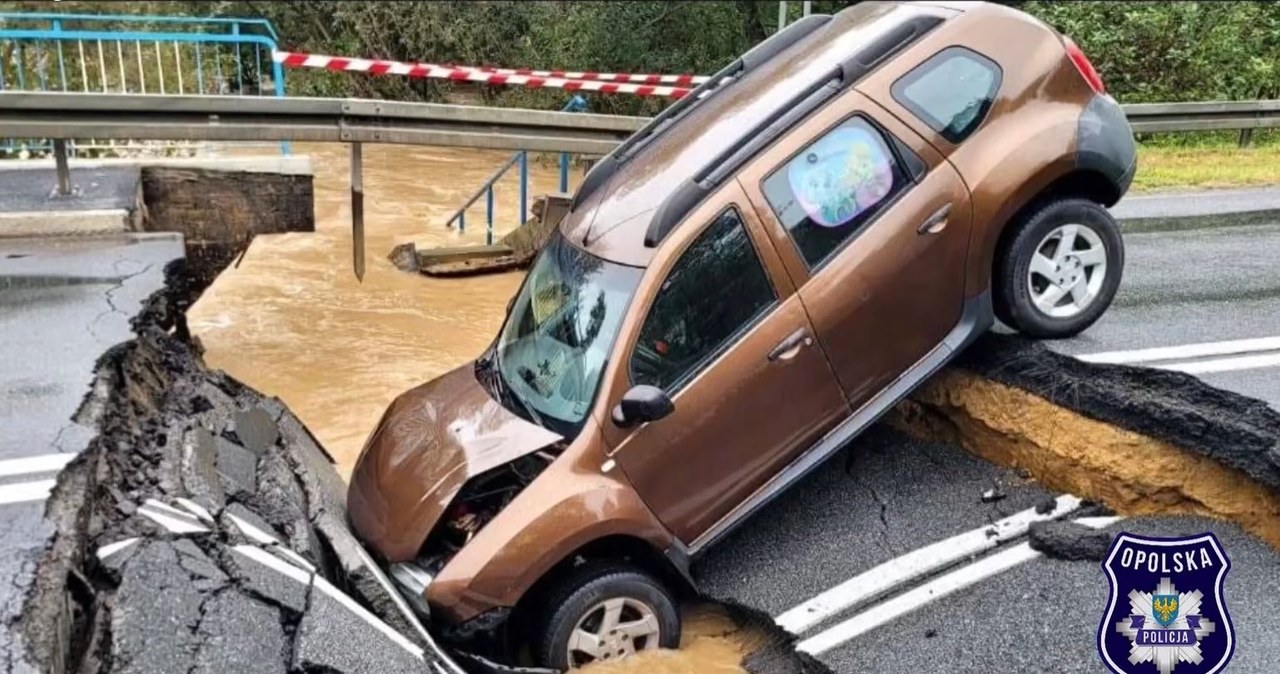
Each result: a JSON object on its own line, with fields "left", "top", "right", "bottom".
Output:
{"left": 5, "top": 92, "right": 1276, "bottom": 154}
{"left": 2, "top": 91, "right": 1278, "bottom": 278}
{"left": 0, "top": 91, "right": 640, "bottom": 153}
{"left": 1124, "top": 100, "right": 1280, "bottom": 134}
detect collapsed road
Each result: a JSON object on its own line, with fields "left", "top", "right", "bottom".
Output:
{"left": 6, "top": 257, "right": 831, "bottom": 674}
{"left": 5, "top": 170, "right": 1280, "bottom": 672}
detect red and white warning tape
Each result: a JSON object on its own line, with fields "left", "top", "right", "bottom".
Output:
{"left": 455, "top": 64, "right": 709, "bottom": 86}
{"left": 273, "top": 51, "right": 695, "bottom": 98}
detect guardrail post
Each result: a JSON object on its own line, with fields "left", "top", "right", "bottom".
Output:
{"left": 350, "top": 142, "right": 365, "bottom": 281}
{"left": 559, "top": 152, "right": 570, "bottom": 193}
{"left": 1238, "top": 128, "right": 1253, "bottom": 148}
{"left": 53, "top": 139, "right": 71, "bottom": 196}
{"left": 520, "top": 151, "right": 529, "bottom": 225}
{"left": 485, "top": 185, "right": 495, "bottom": 246}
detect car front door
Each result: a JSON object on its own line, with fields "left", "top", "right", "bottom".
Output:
{"left": 600, "top": 183, "right": 848, "bottom": 546}
{"left": 739, "top": 90, "right": 974, "bottom": 407}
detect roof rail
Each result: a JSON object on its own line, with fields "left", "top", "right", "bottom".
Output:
{"left": 643, "top": 13, "right": 943, "bottom": 248}
{"left": 571, "top": 13, "right": 833, "bottom": 213}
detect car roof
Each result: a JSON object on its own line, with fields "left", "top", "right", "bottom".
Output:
{"left": 560, "top": 0, "right": 961, "bottom": 268}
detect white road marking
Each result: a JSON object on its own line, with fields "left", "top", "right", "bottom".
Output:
{"left": 97, "top": 537, "right": 140, "bottom": 561}
{"left": 776, "top": 494, "right": 1082, "bottom": 634}
{"left": 796, "top": 516, "right": 1124, "bottom": 655}
{"left": 138, "top": 501, "right": 210, "bottom": 534}
{"left": 0, "top": 453, "right": 74, "bottom": 478}
{"left": 174, "top": 497, "right": 215, "bottom": 524}
{"left": 231, "top": 544, "right": 427, "bottom": 661}
{"left": 1079, "top": 335, "right": 1280, "bottom": 370}
{"left": 1166, "top": 352, "right": 1280, "bottom": 375}
{"left": 0, "top": 479, "right": 57, "bottom": 505}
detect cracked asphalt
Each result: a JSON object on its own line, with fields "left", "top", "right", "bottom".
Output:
{"left": 0, "top": 233, "right": 182, "bottom": 671}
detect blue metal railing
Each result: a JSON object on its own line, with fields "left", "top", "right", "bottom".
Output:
{"left": 445, "top": 95, "right": 588, "bottom": 245}
{"left": 0, "top": 12, "right": 286, "bottom": 153}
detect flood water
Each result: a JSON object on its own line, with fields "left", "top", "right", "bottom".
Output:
{"left": 186, "top": 143, "right": 757, "bottom": 673}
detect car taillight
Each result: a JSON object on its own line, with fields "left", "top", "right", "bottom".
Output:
{"left": 1063, "top": 35, "right": 1105, "bottom": 95}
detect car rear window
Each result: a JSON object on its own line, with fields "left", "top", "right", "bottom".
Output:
{"left": 891, "top": 46, "right": 1002, "bottom": 144}
{"left": 760, "top": 116, "right": 913, "bottom": 268}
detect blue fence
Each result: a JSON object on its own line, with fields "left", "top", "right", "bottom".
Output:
{"left": 0, "top": 12, "right": 286, "bottom": 154}
{"left": 446, "top": 95, "right": 588, "bottom": 245}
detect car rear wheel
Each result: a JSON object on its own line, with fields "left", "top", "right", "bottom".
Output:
{"left": 535, "top": 563, "right": 680, "bottom": 670}
{"left": 996, "top": 197, "right": 1123, "bottom": 338}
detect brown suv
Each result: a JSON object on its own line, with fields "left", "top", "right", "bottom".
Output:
{"left": 349, "top": 1, "right": 1135, "bottom": 668}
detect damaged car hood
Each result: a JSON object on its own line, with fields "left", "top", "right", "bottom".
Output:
{"left": 348, "top": 363, "right": 563, "bottom": 562}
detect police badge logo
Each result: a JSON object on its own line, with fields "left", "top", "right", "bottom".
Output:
{"left": 1099, "top": 533, "right": 1235, "bottom": 674}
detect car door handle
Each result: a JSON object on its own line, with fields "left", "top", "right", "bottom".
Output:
{"left": 768, "top": 329, "right": 814, "bottom": 362}
{"left": 917, "top": 203, "right": 952, "bottom": 235}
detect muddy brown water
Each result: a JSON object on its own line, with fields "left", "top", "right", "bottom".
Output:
{"left": 186, "top": 143, "right": 758, "bottom": 673}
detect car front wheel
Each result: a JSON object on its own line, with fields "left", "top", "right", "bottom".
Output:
{"left": 535, "top": 563, "right": 680, "bottom": 670}
{"left": 995, "top": 197, "right": 1124, "bottom": 338}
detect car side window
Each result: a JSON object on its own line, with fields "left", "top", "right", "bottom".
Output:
{"left": 891, "top": 46, "right": 1002, "bottom": 144}
{"left": 760, "top": 116, "right": 913, "bottom": 268}
{"left": 630, "top": 208, "right": 776, "bottom": 392}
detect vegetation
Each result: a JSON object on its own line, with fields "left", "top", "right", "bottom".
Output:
{"left": 5, "top": 1, "right": 1278, "bottom": 114}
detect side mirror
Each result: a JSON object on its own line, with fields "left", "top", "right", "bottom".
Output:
{"left": 611, "top": 385, "right": 674, "bottom": 428}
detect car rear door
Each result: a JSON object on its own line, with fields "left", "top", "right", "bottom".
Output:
{"left": 599, "top": 182, "right": 848, "bottom": 546}
{"left": 738, "top": 89, "right": 973, "bottom": 407}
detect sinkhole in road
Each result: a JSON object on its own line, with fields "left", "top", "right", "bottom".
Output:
{"left": 17, "top": 263, "right": 826, "bottom": 674}
{"left": 891, "top": 334, "right": 1280, "bottom": 552}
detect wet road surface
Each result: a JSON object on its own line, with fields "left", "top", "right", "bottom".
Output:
{"left": 0, "top": 233, "right": 183, "bottom": 667}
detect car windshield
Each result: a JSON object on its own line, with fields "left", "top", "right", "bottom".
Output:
{"left": 489, "top": 232, "right": 642, "bottom": 436}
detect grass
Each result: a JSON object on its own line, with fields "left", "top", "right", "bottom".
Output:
{"left": 1133, "top": 142, "right": 1280, "bottom": 192}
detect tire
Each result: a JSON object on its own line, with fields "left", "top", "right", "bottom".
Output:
{"left": 995, "top": 198, "right": 1124, "bottom": 339}
{"left": 534, "top": 562, "right": 680, "bottom": 670}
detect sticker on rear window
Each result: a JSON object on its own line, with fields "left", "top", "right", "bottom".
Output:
{"left": 787, "top": 125, "right": 894, "bottom": 228}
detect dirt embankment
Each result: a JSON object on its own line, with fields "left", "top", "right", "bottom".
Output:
{"left": 18, "top": 261, "right": 828, "bottom": 674}
{"left": 893, "top": 334, "right": 1280, "bottom": 549}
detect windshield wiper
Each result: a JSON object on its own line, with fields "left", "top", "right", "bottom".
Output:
{"left": 484, "top": 347, "right": 547, "bottom": 430}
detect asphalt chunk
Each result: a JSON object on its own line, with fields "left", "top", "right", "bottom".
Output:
{"left": 1027, "top": 520, "right": 1112, "bottom": 562}
{"left": 191, "top": 590, "right": 290, "bottom": 674}
{"left": 216, "top": 435, "right": 259, "bottom": 497}
{"left": 294, "top": 583, "right": 427, "bottom": 674}
{"left": 110, "top": 540, "right": 206, "bottom": 674}
{"left": 233, "top": 405, "right": 280, "bottom": 456}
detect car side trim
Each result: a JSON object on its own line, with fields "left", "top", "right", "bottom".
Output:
{"left": 686, "top": 289, "right": 993, "bottom": 557}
